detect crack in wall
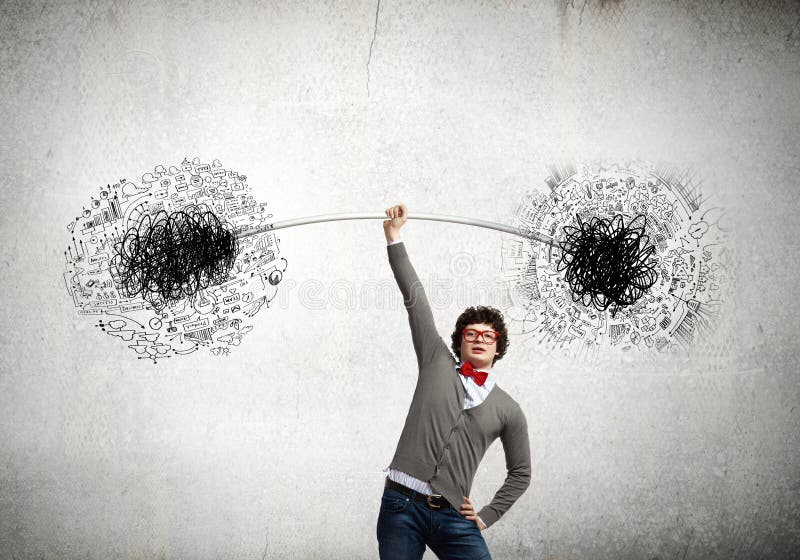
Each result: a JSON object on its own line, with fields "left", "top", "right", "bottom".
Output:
{"left": 563, "top": 0, "right": 588, "bottom": 25}
{"left": 366, "top": 0, "right": 381, "bottom": 96}
{"left": 261, "top": 524, "right": 269, "bottom": 560}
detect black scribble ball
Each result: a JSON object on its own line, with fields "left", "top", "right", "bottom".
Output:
{"left": 111, "top": 205, "right": 239, "bottom": 309}
{"left": 557, "top": 214, "right": 658, "bottom": 313}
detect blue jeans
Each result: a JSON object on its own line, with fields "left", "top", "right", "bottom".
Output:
{"left": 376, "top": 485, "right": 492, "bottom": 559}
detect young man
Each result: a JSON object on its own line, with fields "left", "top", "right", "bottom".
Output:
{"left": 377, "top": 204, "right": 532, "bottom": 560}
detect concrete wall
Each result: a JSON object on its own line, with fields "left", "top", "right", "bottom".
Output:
{"left": 1, "top": 0, "right": 798, "bottom": 558}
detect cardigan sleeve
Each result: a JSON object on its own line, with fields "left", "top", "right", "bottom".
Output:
{"left": 387, "top": 241, "right": 443, "bottom": 367}
{"left": 476, "top": 404, "right": 532, "bottom": 528}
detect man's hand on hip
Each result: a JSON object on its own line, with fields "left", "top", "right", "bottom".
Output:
{"left": 460, "top": 496, "right": 488, "bottom": 530}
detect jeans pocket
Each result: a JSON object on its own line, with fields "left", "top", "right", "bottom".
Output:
{"left": 380, "top": 494, "right": 411, "bottom": 513}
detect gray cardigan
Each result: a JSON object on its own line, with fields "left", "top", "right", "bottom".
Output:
{"left": 386, "top": 241, "right": 531, "bottom": 529}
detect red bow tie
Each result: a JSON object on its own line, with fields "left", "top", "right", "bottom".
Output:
{"left": 458, "top": 362, "right": 489, "bottom": 386}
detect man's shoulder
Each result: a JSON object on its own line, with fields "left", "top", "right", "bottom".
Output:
{"left": 431, "top": 339, "right": 457, "bottom": 361}
{"left": 490, "top": 383, "right": 515, "bottom": 402}
{"left": 418, "top": 344, "right": 459, "bottom": 378}
{"left": 490, "top": 385, "right": 526, "bottom": 418}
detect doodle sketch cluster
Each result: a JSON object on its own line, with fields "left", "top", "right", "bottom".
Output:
{"left": 503, "top": 162, "right": 731, "bottom": 356}
{"left": 63, "top": 157, "right": 287, "bottom": 362}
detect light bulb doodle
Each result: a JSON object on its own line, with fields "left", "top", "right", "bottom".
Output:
{"left": 502, "top": 162, "right": 732, "bottom": 355}
{"left": 63, "top": 157, "right": 287, "bottom": 362}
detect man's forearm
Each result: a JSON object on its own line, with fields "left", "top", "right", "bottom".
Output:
{"left": 476, "top": 464, "right": 531, "bottom": 528}
{"left": 475, "top": 407, "right": 532, "bottom": 528}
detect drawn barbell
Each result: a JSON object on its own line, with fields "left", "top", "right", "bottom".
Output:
{"left": 112, "top": 203, "right": 655, "bottom": 314}
{"left": 66, "top": 159, "right": 727, "bottom": 361}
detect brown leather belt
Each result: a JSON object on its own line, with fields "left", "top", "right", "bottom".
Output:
{"left": 385, "top": 477, "right": 451, "bottom": 509}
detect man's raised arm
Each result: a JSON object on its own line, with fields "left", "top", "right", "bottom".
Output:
{"left": 384, "top": 204, "right": 442, "bottom": 367}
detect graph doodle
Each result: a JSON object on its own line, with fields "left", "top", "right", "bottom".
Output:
{"left": 502, "top": 162, "right": 731, "bottom": 355}
{"left": 63, "top": 157, "right": 287, "bottom": 362}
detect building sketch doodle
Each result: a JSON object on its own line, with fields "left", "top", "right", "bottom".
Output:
{"left": 502, "top": 162, "right": 732, "bottom": 355}
{"left": 63, "top": 157, "right": 287, "bottom": 362}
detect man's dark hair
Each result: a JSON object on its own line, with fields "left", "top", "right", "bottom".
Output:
{"left": 450, "top": 305, "right": 509, "bottom": 365}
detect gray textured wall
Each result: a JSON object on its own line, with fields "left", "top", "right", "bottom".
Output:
{"left": 1, "top": 1, "right": 799, "bottom": 558}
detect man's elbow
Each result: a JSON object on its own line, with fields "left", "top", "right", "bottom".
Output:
{"left": 519, "top": 471, "right": 532, "bottom": 491}
{"left": 510, "top": 466, "right": 532, "bottom": 490}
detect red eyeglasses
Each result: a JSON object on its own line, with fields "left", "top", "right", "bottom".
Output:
{"left": 462, "top": 328, "right": 499, "bottom": 344}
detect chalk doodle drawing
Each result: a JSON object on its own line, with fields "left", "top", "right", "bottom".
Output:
{"left": 63, "top": 157, "right": 287, "bottom": 362}
{"left": 502, "top": 162, "right": 732, "bottom": 356}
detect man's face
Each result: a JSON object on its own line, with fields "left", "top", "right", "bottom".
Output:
{"left": 459, "top": 322, "right": 499, "bottom": 370}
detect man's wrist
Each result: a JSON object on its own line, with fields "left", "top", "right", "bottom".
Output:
{"left": 384, "top": 225, "right": 402, "bottom": 242}
{"left": 476, "top": 507, "right": 497, "bottom": 528}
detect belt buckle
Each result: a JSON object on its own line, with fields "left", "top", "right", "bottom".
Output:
{"left": 426, "top": 494, "right": 443, "bottom": 509}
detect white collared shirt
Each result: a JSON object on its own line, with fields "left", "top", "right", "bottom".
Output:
{"left": 459, "top": 361, "right": 496, "bottom": 409}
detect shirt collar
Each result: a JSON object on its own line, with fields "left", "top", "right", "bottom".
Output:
{"left": 456, "top": 360, "right": 495, "bottom": 390}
